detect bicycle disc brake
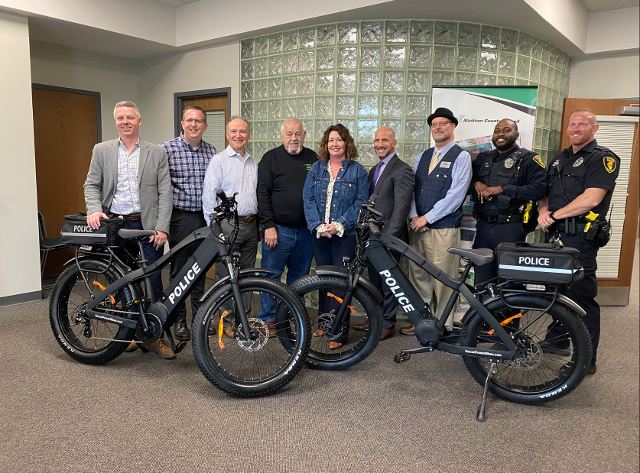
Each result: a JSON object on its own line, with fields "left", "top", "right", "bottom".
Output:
{"left": 509, "top": 337, "right": 543, "bottom": 370}
{"left": 236, "top": 318, "right": 268, "bottom": 352}
{"left": 317, "top": 310, "right": 345, "bottom": 341}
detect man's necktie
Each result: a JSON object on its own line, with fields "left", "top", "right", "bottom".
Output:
{"left": 369, "top": 160, "right": 384, "bottom": 196}
{"left": 428, "top": 149, "right": 441, "bottom": 174}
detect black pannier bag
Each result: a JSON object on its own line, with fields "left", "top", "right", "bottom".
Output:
{"left": 60, "top": 214, "right": 125, "bottom": 246}
{"left": 496, "top": 242, "right": 583, "bottom": 284}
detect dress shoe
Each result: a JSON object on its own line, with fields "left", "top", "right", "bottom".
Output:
{"left": 399, "top": 324, "right": 415, "bottom": 336}
{"left": 259, "top": 322, "right": 277, "bottom": 338}
{"left": 174, "top": 319, "right": 190, "bottom": 341}
{"left": 380, "top": 328, "right": 395, "bottom": 340}
{"left": 329, "top": 342, "right": 343, "bottom": 350}
{"left": 125, "top": 341, "right": 139, "bottom": 352}
{"left": 352, "top": 322, "right": 369, "bottom": 331}
{"left": 149, "top": 339, "right": 176, "bottom": 360}
{"left": 588, "top": 363, "right": 597, "bottom": 375}
{"left": 223, "top": 326, "right": 235, "bottom": 338}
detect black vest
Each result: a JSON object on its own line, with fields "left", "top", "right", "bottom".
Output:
{"left": 473, "top": 148, "right": 532, "bottom": 215}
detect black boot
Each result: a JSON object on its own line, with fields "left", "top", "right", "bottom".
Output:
{"left": 174, "top": 318, "right": 190, "bottom": 341}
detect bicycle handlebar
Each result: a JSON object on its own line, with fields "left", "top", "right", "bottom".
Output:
{"left": 210, "top": 189, "right": 240, "bottom": 249}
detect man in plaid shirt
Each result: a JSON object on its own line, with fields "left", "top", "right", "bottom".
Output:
{"left": 160, "top": 106, "right": 216, "bottom": 341}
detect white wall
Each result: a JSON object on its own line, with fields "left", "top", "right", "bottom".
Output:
{"left": 136, "top": 41, "right": 241, "bottom": 146}
{"left": 30, "top": 41, "right": 138, "bottom": 141}
{"left": 0, "top": 12, "right": 42, "bottom": 302}
{"left": 586, "top": 8, "right": 640, "bottom": 54}
{"left": 569, "top": 50, "right": 640, "bottom": 99}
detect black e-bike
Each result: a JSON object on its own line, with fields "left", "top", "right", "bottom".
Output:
{"left": 292, "top": 198, "right": 592, "bottom": 420}
{"left": 50, "top": 191, "right": 310, "bottom": 396}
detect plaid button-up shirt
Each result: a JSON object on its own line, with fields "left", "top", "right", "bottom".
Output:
{"left": 160, "top": 134, "right": 216, "bottom": 211}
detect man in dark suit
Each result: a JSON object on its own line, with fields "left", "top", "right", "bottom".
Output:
{"left": 84, "top": 100, "right": 174, "bottom": 359}
{"left": 353, "top": 126, "right": 414, "bottom": 340}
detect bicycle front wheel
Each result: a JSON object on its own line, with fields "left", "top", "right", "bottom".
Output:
{"left": 290, "top": 275, "right": 383, "bottom": 370}
{"left": 191, "top": 276, "right": 310, "bottom": 396}
{"left": 49, "top": 259, "right": 137, "bottom": 364}
{"left": 461, "top": 294, "right": 592, "bottom": 404}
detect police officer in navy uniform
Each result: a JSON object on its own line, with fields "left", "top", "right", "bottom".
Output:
{"left": 471, "top": 118, "right": 547, "bottom": 284}
{"left": 538, "top": 108, "right": 620, "bottom": 375}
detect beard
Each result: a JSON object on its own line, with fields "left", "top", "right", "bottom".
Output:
{"left": 493, "top": 136, "right": 518, "bottom": 151}
{"left": 286, "top": 142, "right": 302, "bottom": 155}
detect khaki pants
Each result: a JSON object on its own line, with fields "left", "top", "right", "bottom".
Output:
{"left": 408, "top": 227, "right": 461, "bottom": 325}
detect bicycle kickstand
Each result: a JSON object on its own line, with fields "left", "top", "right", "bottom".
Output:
{"left": 476, "top": 362, "right": 498, "bottom": 423}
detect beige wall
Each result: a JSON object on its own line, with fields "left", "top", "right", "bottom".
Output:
{"left": 0, "top": 12, "right": 41, "bottom": 302}
{"left": 136, "top": 41, "right": 240, "bottom": 145}
{"left": 569, "top": 50, "right": 640, "bottom": 99}
{"left": 30, "top": 41, "right": 138, "bottom": 141}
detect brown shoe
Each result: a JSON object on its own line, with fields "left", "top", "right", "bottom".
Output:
{"left": 149, "top": 339, "right": 176, "bottom": 360}
{"left": 259, "top": 322, "right": 277, "bottom": 338}
{"left": 399, "top": 324, "right": 415, "bottom": 336}
{"left": 125, "top": 341, "right": 139, "bottom": 352}
{"left": 352, "top": 322, "right": 369, "bottom": 331}
{"left": 223, "top": 326, "right": 235, "bottom": 338}
{"left": 380, "top": 328, "right": 395, "bottom": 340}
{"left": 328, "top": 342, "right": 343, "bottom": 350}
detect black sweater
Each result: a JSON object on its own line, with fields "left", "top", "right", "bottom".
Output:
{"left": 257, "top": 145, "right": 318, "bottom": 229}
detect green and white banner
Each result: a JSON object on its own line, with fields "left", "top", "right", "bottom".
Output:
{"left": 432, "top": 86, "right": 538, "bottom": 158}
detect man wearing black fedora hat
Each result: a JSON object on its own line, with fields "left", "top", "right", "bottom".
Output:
{"left": 400, "top": 107, "right": 472, "bottom": 335}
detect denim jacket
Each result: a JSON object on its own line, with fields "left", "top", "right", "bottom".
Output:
{"left": 302, "top": 159, "right": 369, "bottom": 236}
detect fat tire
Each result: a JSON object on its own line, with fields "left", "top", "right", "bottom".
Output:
{"left": 291, "top": 275, "right": 383, "bottom": 370}
{"left": 191, "top": 276, "right": 310, "bottom": 397}
{"left": 49, "top": 259, "right": 136, "bottom": 365}
{"left": 461, "top": 294, "right": 592, "bottom": 405}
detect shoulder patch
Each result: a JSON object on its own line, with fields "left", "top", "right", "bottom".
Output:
{"left": 603, "top": 156, "right": 617, "bottom": 174}
{"left": 533, "top": 155, "right": 545, "bottom": 169}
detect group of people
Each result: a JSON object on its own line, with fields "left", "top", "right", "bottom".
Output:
{"left": 84, "top": 101, "right": 619, "bottom": 374}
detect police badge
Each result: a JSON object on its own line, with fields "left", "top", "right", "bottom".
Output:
{"left": 573, "top": 157, "right": 584, "bottom": 167}
{"left": 504, "top": 158, "right": 514, "bottom": 168}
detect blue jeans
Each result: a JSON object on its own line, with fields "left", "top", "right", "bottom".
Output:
{"left": 258, "top": 225, "right": 313, "bottom": 322}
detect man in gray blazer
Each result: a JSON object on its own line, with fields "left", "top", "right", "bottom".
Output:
{"left": 84, "top": 100, "right": 174, "bottom": 359}
{"left": 353, "top": 126, "right": 414, "bottom": 340}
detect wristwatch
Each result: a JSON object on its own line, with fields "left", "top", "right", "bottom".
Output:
{"left": 550, "top": 211, "right": 558, "bottom": 222}
{"left": 501, "top": 185, "right": 508, "bottom": 194}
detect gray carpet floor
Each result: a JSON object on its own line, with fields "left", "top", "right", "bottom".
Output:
{"left": 1, "top": 242, "right": 638, "bottom": 473}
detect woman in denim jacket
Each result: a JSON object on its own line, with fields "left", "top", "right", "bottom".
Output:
{"left": 303, "top": 124, "right": 369, "bottom": 350}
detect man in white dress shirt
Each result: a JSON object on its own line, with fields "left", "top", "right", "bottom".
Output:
{"left": 202, "top": 116, "right": 258, "bottom": 337}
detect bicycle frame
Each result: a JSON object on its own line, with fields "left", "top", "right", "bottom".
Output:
{"left": 78, "top": 215, "right": 256, "bottom": 341}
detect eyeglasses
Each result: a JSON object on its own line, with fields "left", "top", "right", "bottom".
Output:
{"left": 430, "top": 121, "right": 452, "bottom": 128}
{"left": 183, "top": 118, "right": 205, "bottom": 124}
{"left": 284, "top": 132, "right": 304, "bottom": 138}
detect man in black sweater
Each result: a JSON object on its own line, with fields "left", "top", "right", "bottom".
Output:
{"left": 256, "top": 118, "right": 318, "bottom": 332}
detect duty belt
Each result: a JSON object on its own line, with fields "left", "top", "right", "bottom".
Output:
{"left": 554, "top": 217, "right": 588, "bottom": 234}
{"left": 476, "top": 213, "right": 522, "bottom": 224}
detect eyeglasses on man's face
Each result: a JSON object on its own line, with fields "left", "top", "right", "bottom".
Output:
{"left": 183, "top": 118, "right": 205, "bottom": 124}
{"left": 430, "top": 121, "right": 452, "bottom": 129}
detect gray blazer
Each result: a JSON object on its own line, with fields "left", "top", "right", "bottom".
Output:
{"left": 369, "top": 154, "right": 415, "bottom": 241}
{"left": 84, "top": 139, "right": 173, "bottom": 234}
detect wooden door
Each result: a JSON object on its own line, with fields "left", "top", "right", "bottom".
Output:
{"left": 32, "top": 86, "right": 99, "bottom": 275}
{"left": 180, "top": 93, "right": 229, "bottom": 279}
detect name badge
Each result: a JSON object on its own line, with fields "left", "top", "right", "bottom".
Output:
{"left": 439, "top": 161, "right": 451, "bottom": 168}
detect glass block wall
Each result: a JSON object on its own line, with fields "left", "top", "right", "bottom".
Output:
{"left": 240, "top": 21, "right": 571, "bottom": 168}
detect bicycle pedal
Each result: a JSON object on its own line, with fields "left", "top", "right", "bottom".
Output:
{"left": 394, "top": 352, "right": 411, "bottom": 363}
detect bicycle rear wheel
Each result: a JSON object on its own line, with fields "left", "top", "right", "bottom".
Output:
{"left": 191, "top": 276, "right": 310, "bottom": 396}
{"left": 49, "top": 259, "right": 137, "bottom": 364}
{"left": 290, "top": 275, "right": 383, "bottom": 370}
{"left": 461, "top": 294, "right": 592, "bottom": 404}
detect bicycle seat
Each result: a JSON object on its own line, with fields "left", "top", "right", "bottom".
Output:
{"left": 118, "top": 229, "right": 157, "bottom": 240}
{"left": 448, "top": 248, "right": 494, "bottom": 266}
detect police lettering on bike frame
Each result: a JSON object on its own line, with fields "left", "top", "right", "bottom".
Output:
{"left": 293, "top": 197, "right": 593, "bottom": 421}
{"left": 50, "top": 190, "right": 310, "bottom": 397}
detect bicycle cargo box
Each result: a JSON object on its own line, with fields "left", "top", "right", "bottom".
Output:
{"left": 496, "top": 242, "right": 583, "bottom": 284}
{"left": 60, "top": 214, "right": 125, "bottom": 246}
